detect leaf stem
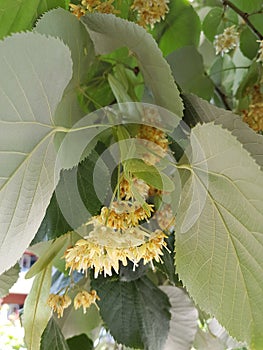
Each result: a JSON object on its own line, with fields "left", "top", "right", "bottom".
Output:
{"left": 222, "top": 0, "right": 263, "bottom": 40}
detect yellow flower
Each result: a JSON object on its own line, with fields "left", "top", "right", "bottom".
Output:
{"left": 64, "top": 225, "right": 167, "bottom": 278}
{"left": 214, "top": 26, "right": 239, "bottom": 55}
{"left": 119, "top": 177, "right": 149, "bottom": 200}
{"left": 95, "top": 0, "right": 119, "bottom": 14}
{"left": 74, "top": 290, "right": 100, "bottom": 313}
{"left": 47, "top": 294, "right": 71, "bottom": 318}
{"left": 131, "top": 0, "right": 169, "bottom": 28}
{"left": 69, "top": 3, "right": 86, "bottom": 18}
{"left": 99, "top": 201, "right": 154, "bottom": 229}
{"left": 81, "top": 0, "right": 101, "bottom": 11}
{"left": 242, "top": 85, "right": 263, "bottom": 132}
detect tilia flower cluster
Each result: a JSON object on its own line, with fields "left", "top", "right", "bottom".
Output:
{"left": 47, "top": 107, "right": 175, "bottom": 318}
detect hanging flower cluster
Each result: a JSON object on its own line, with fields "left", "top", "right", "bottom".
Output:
{"left": 214, "top": 26, "right": 239, "bottom": 55}
{"left": 47, "top": 289, "right": 99, "bottom": 318}
{"left": 69, "top": 0, "right": 169, "bottom": 29}
{"left": 69, "top": 0, "right": 118, "bottom": 18}
{"left": 63, "top": 107, "right": 173, "bottom": 279}
{"left": 131, "top": 0, "right": 170, "bottom": 28}
{"left": 242, "top": 84, "right": 263, "bottom": 132}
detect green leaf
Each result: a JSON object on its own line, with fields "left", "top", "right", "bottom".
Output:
{"left": 92, "top": 276, "right": 171, "bottom": 350}
{"left": 24, "top": 265, "right": 52, "bottom": 350}
{"left": 33, "top": 147, "right": 110, "bottom": 243}
{"left": 0, "top": 263, "right": 20, "bottom": 298}
{"left": 182, "top": 93, "right": 263, "bottom": 169}
{"left": 176, "top": 123, "right": 263, "bottom": 348}
{"left": 0, "top": 32, "right": 72, "bottom": 274}
{"left": 37, "top": 0, "right": 67, "bottom": 15}
{"left": 167, "top": 46, "right": 214, "bottom": 100}
{"left": 26, "top": 234, "right": 71, "bottom": 279}
{"left": 125, "top": 159, "right": 175, "bottom": 192}
{"left": 194, "top": 328, "right": 225, "bottom": 350}
{"left": 240, "top": 27, "right": 259, "bottom": 60}
{"left": 152, "top": 0, "right": 201, "bottom": 56}
{"left": 0, "top": 0, "right": 38, "bottom": 38}
{"left": 81, "top": 13, "right": 184, "bottom": 117}
{"left": 249, "top": 13, "right": 263, "bottom": 36}
{"left": 67, "top": 334, "right": 93, "bottom": 350}
{"left": 35, "top": 8, "right": 95, "bottom": 127}
{"left": 160, "top": 286, "right": 198, "bottom": 350}
{"left": 41, "top": 317, "right": 70, "bottom": 350}
{"left": 203, "top": 7, "right": 224, "bottom": 42}
{"left": 57, "top": 303, "right": 101, "bottom": 339}
{"left": 229, "top": 0, "right": 262, "bottom": 13}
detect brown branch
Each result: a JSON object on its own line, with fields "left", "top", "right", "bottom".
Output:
{"left": 222, "top": 0, "right": 263, "bottom": 40}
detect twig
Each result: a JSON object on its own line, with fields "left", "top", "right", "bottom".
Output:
{"left": 215, "top": 85, "right": 232, "bottom": 110}
{"left": 222, "top": 0, "right": 263, "bottom": 40}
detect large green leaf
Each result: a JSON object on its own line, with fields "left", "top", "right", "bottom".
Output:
{"left": 0, "top": 32, "right": 72, "bottom": 274}
{"left": 92, "top": 276, "right": 171, "bottom": 350}
{"left": 182, "top": 93, "right": 263, "bottom": 169}
{"left": 24, "top": 265, "right": 52, "bottom": 350}
{"left": 167, "top": 46, "right": 214, "bottom": 100}
{"left": 41, "top": 317, "right": 70, "bottom": 350}
{"left": 0, "top": 263, "right": 20, "bottom": 298}
{"left": 35, "top": 8, "right": 95, "bottom": 127}
{"left": 160, "top": 286, "right": 198, "bottom": 350}
{"left": 176, "top": 123, "right": 263, "bottom": 348}
{"left": 152, "top": 0, "right": 201, "bottom": 56}
{"left": 81, "top": 13, "right": 184, "bottom": 117}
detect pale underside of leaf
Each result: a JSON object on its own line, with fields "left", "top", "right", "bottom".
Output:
{"left": 0, "top": 32, "right": 72, "bottom": 274}
{"left": 183, "top": 93, "right": 263, "bottom": 169}
{"left": 81, "top": 13, "right": 184, "bottom": 117}
{"left": 176, "top": 123, "right": 263, "bottom": 348}
{"left": 160, "top": 286, "right": 198, "bottom": 350}
{"left": 35, "top": 8, "right": 95, "bottom": 127}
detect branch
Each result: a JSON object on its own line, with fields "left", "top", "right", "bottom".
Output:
{"left": 214, "top": 86, "right": 232, "bottom": 110}
{"left": 222, "top": 0, "right": 263, "bottom": 40}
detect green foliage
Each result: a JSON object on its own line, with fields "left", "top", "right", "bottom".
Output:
{"left": 0, "top": 263, "right": 20, "bottom": 298}
{"left": 0, "top": 0, "right": 66, "bottom": 40}
{"left": 0, "top": 32, "right": 72, "bottom": 275}
{"left": 202, "top": 7, "right": 224, "bottom": 42}
{"left": 81, "top": 13, "right": 184, "bottom": 117}
{"left": 176, "top": 123, "right": 263, "bottom": 347}
{"left": 40, "top": 317, "right": 69, "bottom": 350}
{"left": 67, "top": 334, "right": 93, "bottom": 350}
{"left": 24, "top": 265, "right": 52, "bottom": 350}
{"left": 0, "top": 2, "right": 263, "bottom": 350}
{"left": 35, "top": 8, "right": 95, "bottom": 127}
{"left": 152, "top": 0, "right": 201, "bottom": 56}
{"left": 240, "top": 27, "right": 259, "bottom": 60}
{"left": 167, "top": 46, "right": 214, "bottom": 100}
{"left": 91, "top": 276, "right": 171, "bottom": 350}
